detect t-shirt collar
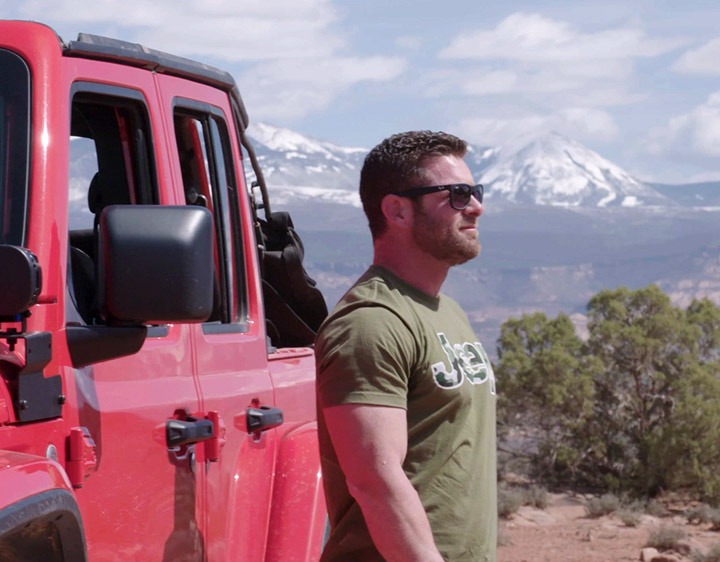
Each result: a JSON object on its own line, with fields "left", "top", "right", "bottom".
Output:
{"left": 369, "top": 265, "right": 441, "bottom": 308}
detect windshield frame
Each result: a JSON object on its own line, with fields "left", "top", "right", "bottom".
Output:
{"left": 0, "top": 48, "right": 31, "bottom": 246}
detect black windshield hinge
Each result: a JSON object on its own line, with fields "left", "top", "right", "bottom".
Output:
{"left": 2, "top": 330, "right": 64, "bottom": 422}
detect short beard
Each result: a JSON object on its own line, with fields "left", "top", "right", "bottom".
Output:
{"left": 411, "top": 202, "right": 480, "bottom": 266}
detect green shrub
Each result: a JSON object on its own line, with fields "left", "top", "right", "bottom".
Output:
{"left": 617, "top": 509, "right": 642, "bottom": 527}
{"left": 687, "top": 505, "right": 720, "bottom": 530}
{"left": 496, "top": 290, "right": 720, "bottom": 500}
{"left": 708, "top": 510, "right": 720, "bottom": 532}
{"left": 523, "top": 485, "right": 549, "bottom": 510}
{"left": 624, "top": 498, "right": 646, "bottom": 512}
{"left": 692, "top": 543, "right": 720, "bottom": 562}
{"left": 498, "top": 484, "right": 550, "bottom": 518}
{"left": 585, "top": 493, "right": 621, "bottom": 518}
{"left": 646, "top": 499, "right": 670, "bottom": 517}
{"left": 688, "top": 504, "right": 714, "bottom": 524}
{"left": 498, "top": 487, "right": 524, "bottom": 519}
{"left": 646, "top": 526, "right": 687, "bottom": 551}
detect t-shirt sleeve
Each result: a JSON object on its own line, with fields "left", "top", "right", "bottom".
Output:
{"left": 316, "top": 305, "right": 417, "bottom": 410}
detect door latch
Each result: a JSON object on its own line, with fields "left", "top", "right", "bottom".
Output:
{"left": 166, "top": 416, "right": 213, "bottom": 448}
{"left": 245, "top": 405, "right": 283, "bottom": 434}
{"left": 166, "top": 410, "right": 224, "bottom": 462}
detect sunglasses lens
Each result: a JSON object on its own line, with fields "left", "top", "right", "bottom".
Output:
{"left": 473, "top": 185, "right": 483, "bottom": 205}
{"left": 450, "top": 185, "right": 472, "bottom": 209}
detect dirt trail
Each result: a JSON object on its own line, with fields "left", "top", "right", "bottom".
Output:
{"left": 498, "top": 493, "right": 720, "bottom": 562}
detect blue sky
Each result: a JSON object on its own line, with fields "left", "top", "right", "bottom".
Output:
{"left": 8, "top": 0, "right": 720, "bottom": 183}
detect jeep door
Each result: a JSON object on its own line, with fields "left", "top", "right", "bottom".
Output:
{"left": 156, "top": 75, "right": 277, "bottom": 561}
{"left": 63, "top": 60, "right": 205, "bottom": 560}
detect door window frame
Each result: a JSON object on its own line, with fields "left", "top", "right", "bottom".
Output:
{"left": 172, "top": 98, "right": 249, "bottom": 334}
{"left": 67, "top": 82, "right": 166, "bottom": 336}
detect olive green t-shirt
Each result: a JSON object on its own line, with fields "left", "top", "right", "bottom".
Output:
{"left": 316, "top": 266, "right": 497, "bottom": 562}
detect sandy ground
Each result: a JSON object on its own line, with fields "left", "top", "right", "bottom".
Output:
{"left": 497, "top": 493, "right": 720, "bottom": 562}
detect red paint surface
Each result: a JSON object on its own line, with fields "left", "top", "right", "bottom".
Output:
{"left": 0, "top": 20, "right": 325, "bottom": 561}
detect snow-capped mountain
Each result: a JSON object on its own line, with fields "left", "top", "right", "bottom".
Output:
{"left": 247, "top": 125, "right": 677, "bottom": 209}
{"left": 247, "top": 122, "right": 366, "bottom": 191}
{"left": 475, "top": 132, "right": 670, "bottom": 208}
{"left": 244, "top": 125, "right": 720, "bottom": 355}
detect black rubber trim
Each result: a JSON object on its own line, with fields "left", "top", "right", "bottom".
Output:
{"left": 147, "top": 325, "right": 170, "bottom": 338}
{"left": 0, "top": 488, "right": 87, "bottom": 561}
{"left": 202, "top": 322, "right": 250, "bottom": 335}
{"left": 62, "top": 33, "right": 249, "bottom": 128}
{"left": 173, "top": 97, "right": 227, "bottom": 119}
{"left": 70, "top": 81, "right": 148, "bottom": 102}
{"left": 67, "top": 325, "right": 147, "bottom": 368}
{"left": 173, "top": 99, "right": 250, "bottom": 328}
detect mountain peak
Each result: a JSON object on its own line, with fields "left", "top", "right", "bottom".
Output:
{"left": 246, "top": 123, "right": 675, "bottom": 208}
{"left": 477, "top": 132, "right": 669, "bottom": 208}
{"left": 248, "top": 122, "right": 365, "bottom": 157}
{"left": 247, "top": 122, "right": 366, "bottom": 190}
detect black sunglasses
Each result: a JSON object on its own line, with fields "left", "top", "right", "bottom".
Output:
{"left": 393, "top": 183, "right": 484, "bottom": 210}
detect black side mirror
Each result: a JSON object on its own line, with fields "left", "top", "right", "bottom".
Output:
{"left": 97, "top": 205, "right": 214, "bottom": 324}
{"left": 0, "top": 245, "right": 42, "bottom": 317}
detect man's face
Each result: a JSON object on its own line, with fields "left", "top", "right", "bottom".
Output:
{"left": 410, "top": 155, "right": 483, "bottom": 266}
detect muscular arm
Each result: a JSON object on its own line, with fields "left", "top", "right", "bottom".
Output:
{"left": 323, "top": 403, "right": 444, "bottom": 562}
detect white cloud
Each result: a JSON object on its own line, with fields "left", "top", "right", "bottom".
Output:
{"left": 253, "top": 56, "right": 406, "bottom": 84}
{"left": 683, "top": 170, "right": 720, "bottom": 183}
{"left": 16, "top": 0, "right": 406, "bottom": 121}
{"left": 674, "top": 37, "right": 720, "bottom": 75}
{"left": 20, "top": 0, "right": 336, "bottom": 26}
{"left": 564, "top": 87, "right": 646, "bottom": 108}
{"left": 421, "top": 63, "right": 642, "bottom": 112}
{"left": 425, "top": 12, "right": 678, "bottom": 122}
{"left": 394, "top": 36, "right": 423, "bottom": 51}
{"left": 426, "top": 70, "right": 519, "bottom": 96}
{"left": 456, "top": 115, "right": 550, "bottom": 146}
{"left": 439, "top": 12, "right": 683, "bottom": 62}
{"left": 20, "top": 0, "right": 343, "bottom": 61}
{"left": 557, "top": 108, "right": 619, "bottom": 139}
{"left": 455, "top": 107, "right": 618, "bottom": 146}
{"left": 241, "top": 57, "right": 406, "bottom": 121}
{"left": 647, "top": 91, "right": 720, "bottom": 157}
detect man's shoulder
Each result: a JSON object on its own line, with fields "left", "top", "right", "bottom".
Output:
{"left": 315, "top": 267, "right": 424, "bottom": 349}
{"left": 320, "top": 271, "right": 406, "bottom": 333}
{"left": 329, "top": 267, "right": 411, "bottom": 314}
{"left": 438, "top": 293, "right": 467, "bottom": 317}
{"left": 319, "top": 267, "right": 469, "bottom": 335}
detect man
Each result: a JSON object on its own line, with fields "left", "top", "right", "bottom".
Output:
{"left": 316, "top": 130, "right": 497, "bottom": 562}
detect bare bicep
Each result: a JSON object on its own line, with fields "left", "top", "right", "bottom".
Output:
{"left": 324, "top": 403, "right": 408, "bottom": 483}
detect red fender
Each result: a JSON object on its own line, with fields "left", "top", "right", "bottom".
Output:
{"left": 0, "top": 450, "right": 87, "bottom": 560}
{"left": 264, "top": 422, "right": 326, "bottom": 562}
{"left": 0, "top": 450, "right": 74, "bottom": 507}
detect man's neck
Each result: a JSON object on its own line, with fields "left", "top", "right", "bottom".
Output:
{"left": 373, "top": 244, "right": 449, "bottom": 297}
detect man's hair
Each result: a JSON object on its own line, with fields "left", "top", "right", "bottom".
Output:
{"left": 359, "top": 130, "right": 467, "bottom": 239}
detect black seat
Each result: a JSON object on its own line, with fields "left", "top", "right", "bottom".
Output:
{"left": 68, "top": 171, "right": 129, "bottom": 324}
{"left": 68, "top": 246, "right": 96, "bottom": 324}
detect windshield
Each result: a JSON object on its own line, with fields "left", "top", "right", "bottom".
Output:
{"left": 0, "top": 48, "right": 30, "bottom": 246}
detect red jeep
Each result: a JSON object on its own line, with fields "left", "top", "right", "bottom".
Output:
{"left": 0, "top": 20, "right": 327, "bottom": 561}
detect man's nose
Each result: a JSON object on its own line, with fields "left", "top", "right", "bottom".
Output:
{"left": 464, "top": 195, "right": 483, "bottom": 217}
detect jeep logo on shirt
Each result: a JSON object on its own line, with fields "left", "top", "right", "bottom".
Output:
{"left": 431, "top": 332, "right": 496, "bottom": 394}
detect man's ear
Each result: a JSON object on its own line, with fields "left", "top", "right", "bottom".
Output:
{"left": 381, "top": 194, "right": 414, "bottom": 229}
